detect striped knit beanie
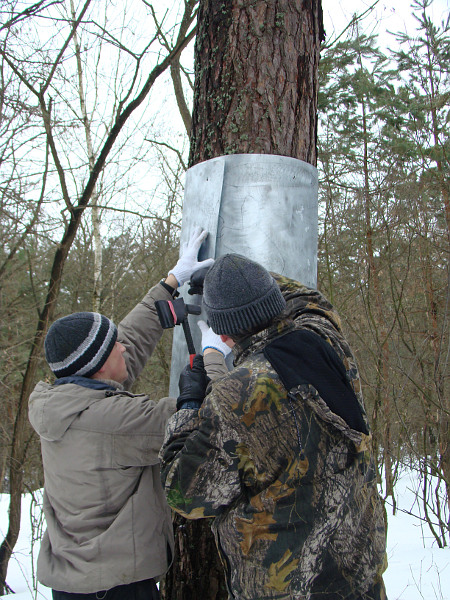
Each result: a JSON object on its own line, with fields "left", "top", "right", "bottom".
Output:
{"left": 203, "top": 254, "right": 286, "bottom": 335}
{"left": 44, "top": 312, "right": 118, "bottom": 378}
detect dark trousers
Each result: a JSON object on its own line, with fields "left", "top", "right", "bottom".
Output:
{"left": 52, "top": 578, "right": 160, "bottom": 600}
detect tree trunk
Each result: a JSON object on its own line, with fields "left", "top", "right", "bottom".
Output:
{"left": 163, "top": 1, "right": 324, "bottom": 598}
{"left": 71, "top": 0, "right": 103, "bottom": 312}
{"left": 189, "top": 0, "right": 323, "bottom": 168}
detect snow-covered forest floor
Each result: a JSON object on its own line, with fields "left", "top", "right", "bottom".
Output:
{"left": 1, "top": 468, "right": 448, "bottom": 600}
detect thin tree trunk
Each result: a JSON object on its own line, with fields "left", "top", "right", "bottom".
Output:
{"left": 354, "top": 30, "right": 395, "bottom": 503}
{"left": 361, "top": 98, "right": 394, "bottom": 502}
{"left": 71, "top": 0, "right": 103, "bottom": 311}
{"left": 170, "top": 0, "right": 198, "bottom": 136}
{"left": 425, "top": 41, "right": 450, "bottom": 513}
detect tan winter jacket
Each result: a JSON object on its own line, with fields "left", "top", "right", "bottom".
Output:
{"left": 29, "top": 282, "right": 176, "bottom": 593}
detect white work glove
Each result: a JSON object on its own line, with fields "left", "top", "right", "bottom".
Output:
{"left": 198, "top": 320, "right": 232, "bottom": 357}
{"left": 168, "top": 227, "right": 214, "bottom": 287}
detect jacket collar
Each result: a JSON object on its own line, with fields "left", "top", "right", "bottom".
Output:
{"left": 53, "top": 375, "right": 122, "bottom": 391}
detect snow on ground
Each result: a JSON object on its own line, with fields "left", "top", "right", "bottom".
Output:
{"left": 1, "top": 469, "right": 449, "bottom": 599}
{"left": 384, "top": 469, "right": 449, "bottom": 600}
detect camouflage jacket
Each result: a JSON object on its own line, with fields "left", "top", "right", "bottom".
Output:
{"left": 160, "top": 275, "right": 387, "bottom": 600}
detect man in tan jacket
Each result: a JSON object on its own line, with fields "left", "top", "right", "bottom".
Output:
{"left": 29, "top": 228, "right": 213, "bottom": 600}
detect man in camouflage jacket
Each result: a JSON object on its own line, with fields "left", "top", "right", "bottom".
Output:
{"left": 160, "top": 254, "right": 388, "bottom": 600}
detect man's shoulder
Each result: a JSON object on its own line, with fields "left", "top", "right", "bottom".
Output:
{"left": 223, "top": 350, "right": 274, "bottom": 379}
{"left": 210, "top": 351, "right": 281, "bottom": 402}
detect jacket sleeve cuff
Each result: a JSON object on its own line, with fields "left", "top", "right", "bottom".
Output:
{"left": 204, "top": 351, "right": 229, "bottom": 382}
{"left": 159, "top": 280, "right": 179, "bottom": 297}
{"left": 176, "top": 399, "right": 202, "bottom": 411}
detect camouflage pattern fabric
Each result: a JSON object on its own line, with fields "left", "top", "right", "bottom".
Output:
{"left": 160, "top": 275, "right": 388, "bottom": 600}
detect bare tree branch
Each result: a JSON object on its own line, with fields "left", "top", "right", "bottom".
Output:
{"left": 0, "top": 136, "right": 50, "bottom": 281}
{"left": 90, "top": 204, "right": 181, "bottom": 226}
{"left": 0, "top": 1, "right": 63, "bottom": 32}
{"left": 145, "top": 137, "right": 187, "bottom": 171}
{"left": 41, "top": 0, "right": 92, "bottom": 94}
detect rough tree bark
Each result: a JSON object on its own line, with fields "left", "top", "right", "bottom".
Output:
{"left": 189, "top": 0, "right": 322, "bottom": 167}
{"left": 162, "top": 1, "right": 324, "bottom": 598}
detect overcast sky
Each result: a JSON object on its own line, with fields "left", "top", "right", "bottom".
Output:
{"left": 323, "top": 0, "right": 449, "bottom": 47}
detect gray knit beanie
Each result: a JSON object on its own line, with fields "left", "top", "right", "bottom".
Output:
{"left": 44, "top": 312, "right": 118, "bottom": 378}
{"left": 203, "top": 254, "right": 286, "bottom": 335}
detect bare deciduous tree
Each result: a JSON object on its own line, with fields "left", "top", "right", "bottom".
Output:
{"left": 0, "top": 1, "right": 197, "bottom": 591}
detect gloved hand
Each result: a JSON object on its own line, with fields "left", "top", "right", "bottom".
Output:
{"left": 188, "top": 265, "right": 211, "bottom": 295}
{"left": 198, "top": 320, "right": 231, "bottom": 357}
{"left": 177, "top": 354, "right": 211, "bottom": 410}
{"left": 169, "top": 227, "right": 214, "bottom": 287}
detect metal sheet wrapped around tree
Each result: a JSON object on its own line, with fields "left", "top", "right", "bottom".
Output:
{"left": 169, "top": 153, "right": 318, "bottom": 396}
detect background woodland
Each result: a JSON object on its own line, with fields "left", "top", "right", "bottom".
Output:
{"left": 0, "top": 0, "right": 448, "bottom": 593}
